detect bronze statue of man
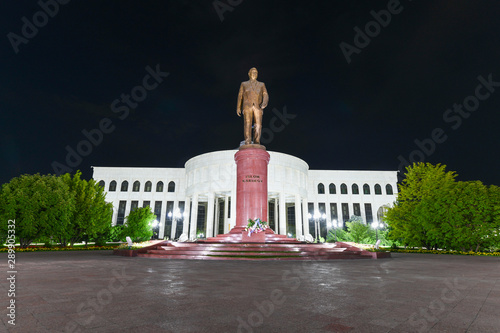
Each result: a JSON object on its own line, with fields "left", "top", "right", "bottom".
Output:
{"left": 236, "top": 67, "right": 269, "bottom": 145}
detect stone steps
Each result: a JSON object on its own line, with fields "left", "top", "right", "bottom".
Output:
{"left": 137, "top": 253, "right": 327, "bottom": 260}
{"left": 134, "top": 241, "right": 381, "bottom": 260}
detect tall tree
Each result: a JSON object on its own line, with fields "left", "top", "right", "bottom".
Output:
{"left": 0, "top": 174, "right": 74, "bottom": 248}
{"left": 60, "top": 171, "right": 113, "bottom": 246}
{"left": 385, "top": 163, "right": 457, "bottom": 249}
{"left": 386, "top": 163, "right": 500, "bottom": 251}
{"left": 440, "top": 181, "right": 485, "bottom": 251}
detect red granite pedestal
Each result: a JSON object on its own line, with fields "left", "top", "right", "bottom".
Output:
{"left": 234, "top": 146, "right": 270, "bottom": 227}
{"left": 204, "top": 145, "right": 299, "bottom": 243}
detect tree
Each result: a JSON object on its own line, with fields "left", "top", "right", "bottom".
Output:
{"left": 489, "top": 185, "right": 500, "bottom": 250}
{"left": 385, "top": 163, "right": 457, "bottom": 249}
{"left": 385, "top": 162, "right": 500, "bottom": 252}
{"left": 0, "top": 174, "right": 74, "bottom": 248}
{"left": 60, "top": 171, "right": 113, "bottom": 246}
{"left": 438, "top": 181, "right": 492, "bottom": 251}
{"left": 121, "top": 207, "right": 156, "bottom": 242}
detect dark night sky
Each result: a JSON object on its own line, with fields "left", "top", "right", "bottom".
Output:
{"left": 1, "top": 0, "right": 499, "bottom": 186}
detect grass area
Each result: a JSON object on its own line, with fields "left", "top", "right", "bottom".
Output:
{"left": 386, "top": 248, "right": 500, "bottom": 256}
{"left": 0, "top": 245, "right": 118, "bottom": 252}
{"left": 1, "top": 240, "right": 166, "bottom": 252}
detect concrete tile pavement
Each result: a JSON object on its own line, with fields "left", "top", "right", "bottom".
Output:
{"left": 0, "top": 251, "right": 499, "bottom": 332}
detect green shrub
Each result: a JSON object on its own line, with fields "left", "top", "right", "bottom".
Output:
{"left": 121, "top": 207, "right": 155, "bottom": 242}
{"left": 108, "top": 225, "right": 125, "bottom": 242}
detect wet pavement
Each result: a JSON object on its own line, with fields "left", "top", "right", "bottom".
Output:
{"left": 1, "top": 251, "right": 499, "bottom": 333}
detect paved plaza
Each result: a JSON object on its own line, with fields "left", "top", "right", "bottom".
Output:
{"left": 1, "top": 251, "right": 499, "bottom": 333}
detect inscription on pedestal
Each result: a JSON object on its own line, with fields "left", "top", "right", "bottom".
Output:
{"left": 242, "top": 175, "right": 263, "bottom": 183}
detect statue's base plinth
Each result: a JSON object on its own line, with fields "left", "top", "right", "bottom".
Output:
{"left": 239, "top": 144, "right": 266, "bottom": 151}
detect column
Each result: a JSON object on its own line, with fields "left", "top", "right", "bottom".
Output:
{"left": 206, "top": 193, "right": 215, "bottom": 238}
{"left": 302, "top": 199, "right": 310, "bottom": 238}
{"left": 112, "top": 205, "right": 118, "bottom": 226}
{"left": 189, "top": 194, "right": 198, "bottom": 240}
{"left": 360, "top": 202, "right": 366, "bottom": 225}
{"left": 274, "top": 198, "right": 278, "bottom": 232}
{"left": 279, "top": 192, "right": 286, "bottom": 235}
{"left": 295, "top": 195, "right": 302, "bottom": 238}
{"left": 230, "top": 188, "right": 237, "bottom": 231}
{"left": 224, "top": 195, "right": 229, "bottom": 233}
{"left": 326, "top": 200, "right": 332, "bottom": 237}
{"left": 313, "top": 201, "right": 319, "bottom": 239}
{"left": 182, "top": 196, "right": 191, "bottom": 238}
{"left": 214, "top": 197, "right": 220, "bottom": 236}
{"left": 158, "top": 200, "right": 167, "bottom": 239}
{"left": 170, "top": 201, "right": 179, "bottom": 240}
{"left": 124, "top": 201, "right": 131, "bottom": 224}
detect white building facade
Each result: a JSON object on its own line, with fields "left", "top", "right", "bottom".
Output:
{"left": 92, "top": 150, "right": 398, "bottom": 240}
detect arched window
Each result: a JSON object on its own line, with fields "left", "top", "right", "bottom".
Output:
{"left": 329, "top": 183, "right": 336, "bottom": 194}
{"left": 363, "top": 184, "right": 370, "bottom": 195}
{"left": 120, "top": 181, "right": 129, "bottom": 192}
{"left": 318, "top": 183, "right": 325, "bottom": 194}
{"left": 375, "top": 184, "right": 382, "bottom": 195}
{"left": 132, "top": 181, "right": 140, "bottom": 192}
{"left": 352, "top": 184, "right": 359, "bottom": 195}
{"left": 386, "top": 184, "right": 394, "bottom": 195}
{"left": 340, "top": 183, "right": 348, "bottom": 194}
{"left": 109, "top": 180, "right": 117, "bottom": 192}
{"left": 144, "top": 181, "right": 152, "bottom": 192}
{"left": 377, "top": 206, "right": 389, "bottom": 224}
{"left": 98, "top": 180, "right": 105, "bottom": 188}
{"left": 168, "top": 181, "right": 175, "bottom": 192}
{"left": 156, "top": 181, "right": 164, "bottom": 192}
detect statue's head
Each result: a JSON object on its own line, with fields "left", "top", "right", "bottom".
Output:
{"left": 248, "top": 67, "right": 258, "bottom": 80}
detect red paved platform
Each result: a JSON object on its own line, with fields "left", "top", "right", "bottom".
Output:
{"left": 127, "top": 240, "right": 390, "bottom": 260}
